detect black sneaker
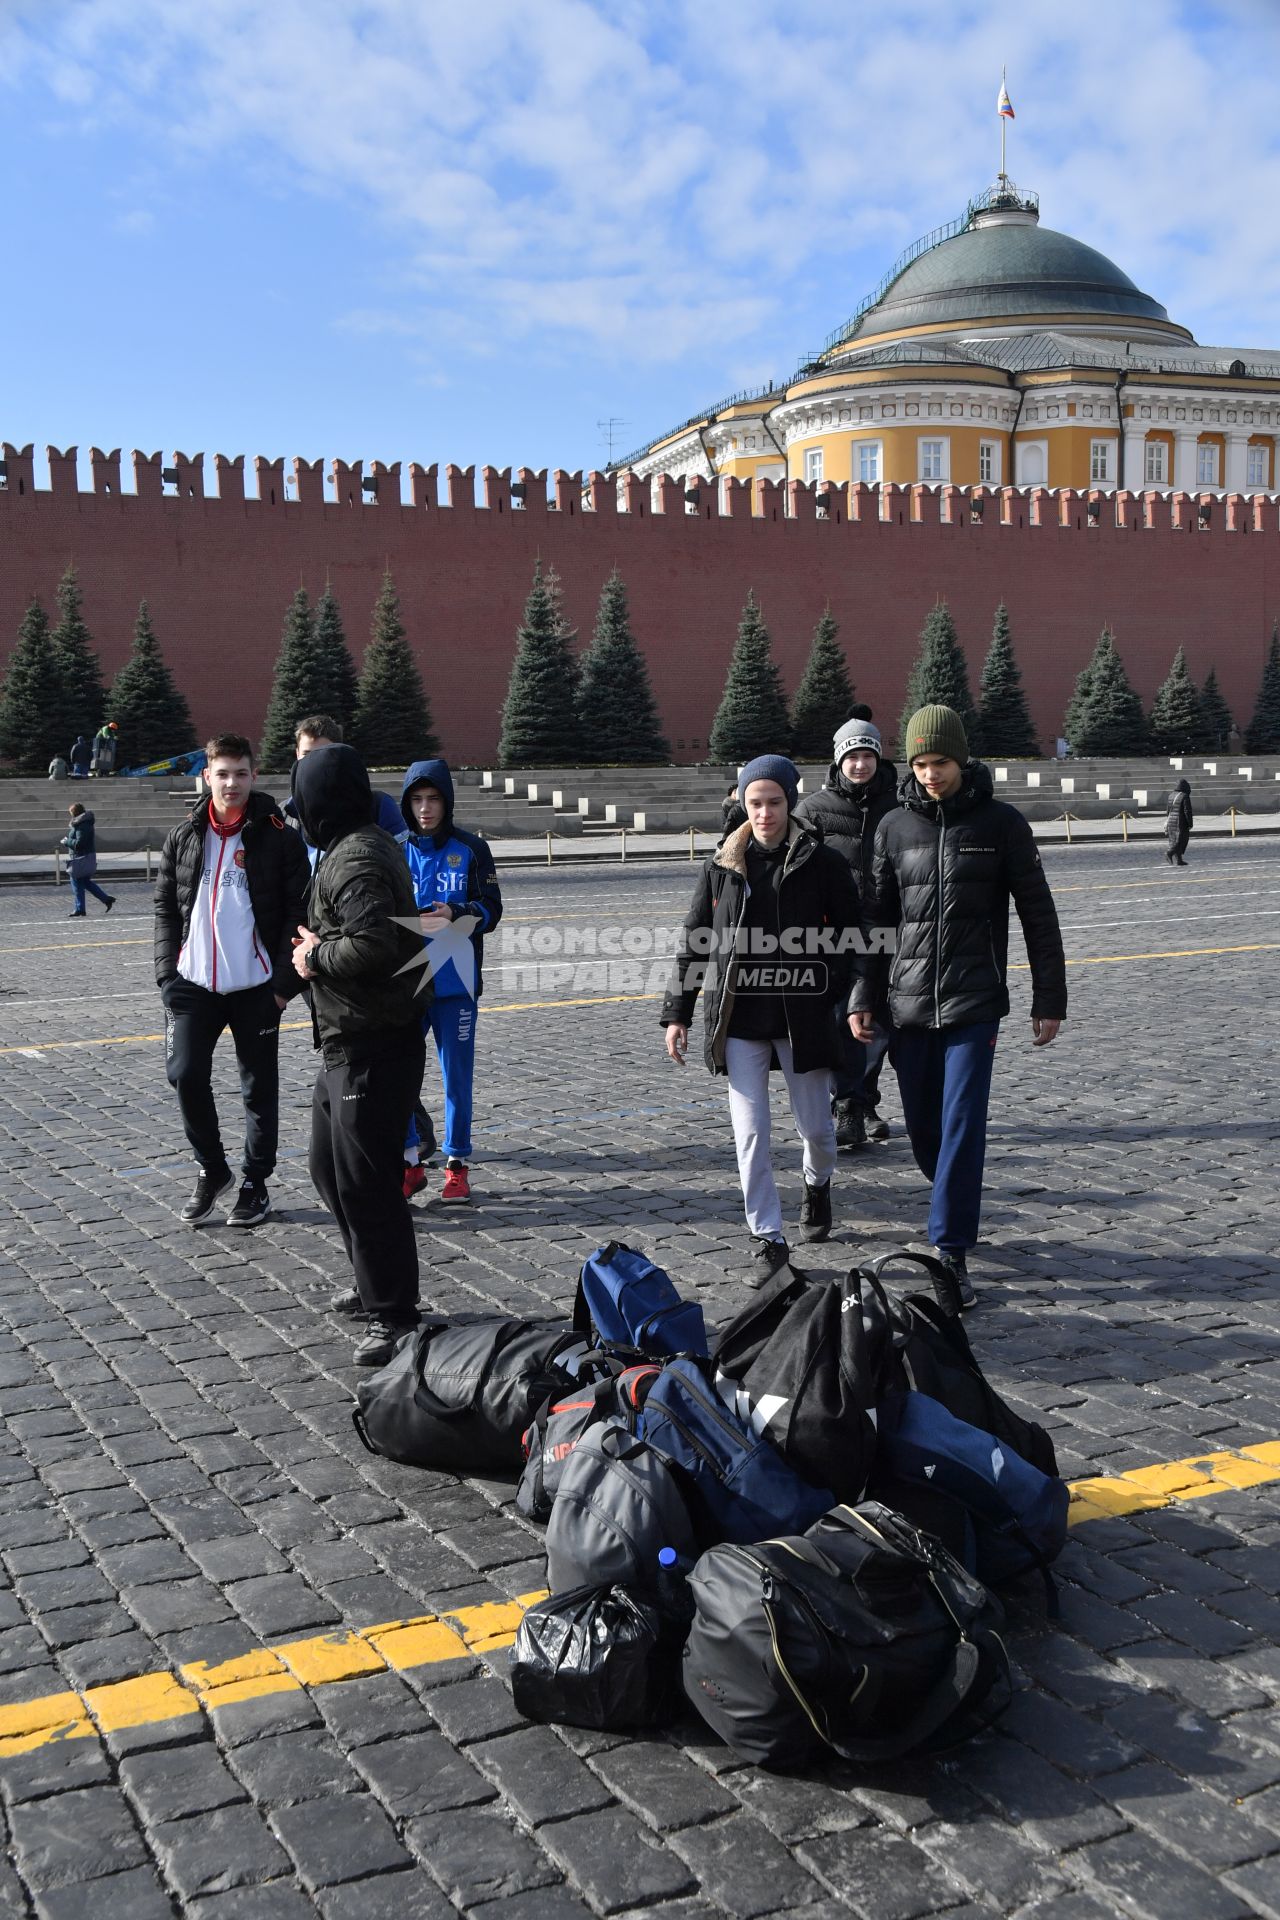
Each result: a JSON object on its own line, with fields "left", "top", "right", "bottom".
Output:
{"left": 226, "top": 1180, "right": 271, "bottom": 1228}
{"left": 353, "top": 1319, "right": 414, "bottom": 1367}
{"left": 932, "top": 1248, "right": 977, "bottom": 1314}
{"left": 799, "top": 1178, "right": 832, "bottom": 1243}
{"left": 866, "top": 1108, "right": 890, "bottom": 1143}
{"left": 330, "top": 1289, "right": 365, "bottom": 1316}
{"left": 104, "top": 896, "right": 116, "bottom": 914}
{"left": 180, "top": 1169, "right": 235, "bottom": 1226}
{"left": 747, "top": 1235, "right": 791, "bottom": 1290}
{"left": 833, "top": 1100, "right": 866, "bottom": 1152}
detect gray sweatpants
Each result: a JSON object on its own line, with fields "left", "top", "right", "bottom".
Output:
{"left": 724, "top": 1035, "right": 837, "bottom": 1242}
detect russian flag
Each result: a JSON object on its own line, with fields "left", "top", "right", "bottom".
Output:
{"left": 997, "top": 75, "right": 1015, "bottom": 119}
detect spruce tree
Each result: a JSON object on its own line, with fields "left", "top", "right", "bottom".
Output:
{"left": 259, "top": 588, "right": 320, "bottom": 769}
{"left": 708, "top": 591, "right": 791, "bottom": 762}
{"left": 351, "top": 569, "right": 437, "bottom": 766}
{"left": 1062, "top": 659, "right": 1094, "bottom": 750}
{"left": 311, "top": 583, "right": 359, "bottom": 733}
{"left": 1068, "top": 627, "right": 1149, "bottom": 754}
{"left": 976, "top": 603, "right": 1039, "bottom": 757}
{"left": 0, "top": 600, "right": 65, "bottom": 769}
{"left": 1148, "top": 646, "right": 1209, "bottom": 755}
{"left": 1245, "top": 625, "right": 1280, "bottom": 753}
{"left": 576, "top": 569, "right": 668, "bottom": 764}
{"left": 50, "top": 564, "right": 106, "bottom": 744}
{"left": 498, "top": 560, "right": 585, "bottom": 765}
{"left": 1199, "top": 666, "right": 1234, "bottom": 753}
{"left": 896, "top": 600, "right": 978, "bottom": 756}
{"left": 789, "top": 607, "right": 856, "bottom": 759}
{"left": 107, "top": 601, "right": 197, "bottom": 768}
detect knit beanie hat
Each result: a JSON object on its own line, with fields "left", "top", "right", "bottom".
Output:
{"left": 834, "top": 716, "right": 882, "bottom": 763}
{"left": 738, "top": 753, "right": 799, "bottom": 809}
{"left": 904, "top": 704, "right": 968, "bottom": 765}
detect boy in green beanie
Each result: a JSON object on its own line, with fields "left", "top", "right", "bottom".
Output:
{"left": 848, "top": 704, "right": 1066, "bottom": 1314}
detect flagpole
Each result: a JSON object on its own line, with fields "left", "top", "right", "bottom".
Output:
{"left": 1000, "top": 66, "right": 1007, "bottom": 181}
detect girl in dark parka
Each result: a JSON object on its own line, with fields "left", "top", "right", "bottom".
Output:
{"left": 1165, "top": 780, "right": 1193, "bottom": 865}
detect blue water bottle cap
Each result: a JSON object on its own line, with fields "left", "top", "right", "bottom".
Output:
{"left": 657, "top": 1547, "right": 678, "bottom": 1568}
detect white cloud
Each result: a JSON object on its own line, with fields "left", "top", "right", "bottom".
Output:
{"left": 6, "top": 0, "right": 1280, "bottom": 366}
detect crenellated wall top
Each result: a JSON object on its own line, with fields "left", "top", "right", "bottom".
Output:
{"left": 1, "top": 443, "right": 1278, "bottom": 535}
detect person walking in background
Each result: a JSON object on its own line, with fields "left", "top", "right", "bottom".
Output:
{"left": 62, "top": 802, "right": 115, "bottom": 917}
{"left": 796, "top": 707, "right": 898, "bottom": 1151}
{"left": 290, "top": 744, "right": 427, "bottom": 1367}
{"left": 398, "top": 758, "right": 503, "bottom": 1205}
{"left": 154, "top": 732, "right": 310, "bottom": 1228}
{"left": 1165, "top": 779, "right": 1193, "bottom": 865}
{"left": 850, "top": 705, "right": 1067, "bottom": 1316}
{"left": 662, "top": 754, "right": 859, "bottom": 1287}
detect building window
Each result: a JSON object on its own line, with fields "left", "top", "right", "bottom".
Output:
{"left": 857, "top": 441, "right": 881, "bottom": 485}
{"left": 978, "top": 440, "right": 1000, "bottom": 484}
{"left": 1145, "top": 440, "right": 1168, "bottom": 485}
{"left": 1090, "top": 439, "right": 1112, "bottom": 484}
{"left": 1247, "top": 444, "right": 1269, "bottom": 489}
{"left": 919, "top": 438, "right": 948, "bottom": 482}
{"left": 1197, "top": 442, "right": 1219, "bottom": 487}
{"left": 804, "top": 448, "right": 824, "bottom": 484}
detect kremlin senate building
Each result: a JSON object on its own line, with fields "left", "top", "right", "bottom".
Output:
{"left": 621, "top": 178, "right": 1280, "bottom": 503}
{"left": 5, "top": 129, "right": 1280, "bottom": 765}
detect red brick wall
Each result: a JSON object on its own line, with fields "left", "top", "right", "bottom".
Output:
{"left": 4, "top": 448, "right": 1277, "bottom": 763}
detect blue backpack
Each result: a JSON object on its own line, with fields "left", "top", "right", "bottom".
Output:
{"left": 640, "top": 1358, "right": 832, "bottom": 1546}
{"left": 575, "top": 1243, "right": 708, "bottom": 1359}
{"left": 873, "top": 1391, "right": 1069, "bottom": 1604}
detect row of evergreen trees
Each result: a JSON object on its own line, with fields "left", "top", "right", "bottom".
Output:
{"left": 0, "top": 567, "right": 195, "bottom": 772}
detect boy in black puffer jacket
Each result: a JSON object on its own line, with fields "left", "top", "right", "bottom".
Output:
{"left": 796, "top": 709, "right": 898, "bottom": 1149}
{"left": 849, "top": 705, "right": 1066, "bottom": 1316}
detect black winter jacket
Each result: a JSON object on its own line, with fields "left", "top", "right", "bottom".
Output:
{"left": 795, "top": 758, "right": 899, "bottom": 902}
{"left": 1165, "top": 784, "right": 1194, "bottom": 846}
{"left": 851, "top": 762, "right": 1067, "bottom": 1030}
{"left": 154, "top": 790, "right": 310, "bottom": 999}
{"left": 660, "top": 819, "right": 860, "bottom": 1074}
{"left": 292, "top": 745, "right": 427, "bottom": 1060}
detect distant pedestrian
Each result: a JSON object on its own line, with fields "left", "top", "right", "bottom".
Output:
{"left": 70, "top": 735, "right": 92, "bottom": 778}
{"left": 48, "top": 757, "right": 68, "bottom": 781}
{"left": 1165, "top": 780, "right": 1193, "bottom": 865}
{"left": 62, "top": 803, "right": 116, "bottom": 917}
{"left": 662, "top": 753, "right": 859, "bottom": 1287}
{"left": 795, "top": 709, "right": 897, "bottom": 1150}
{"left": 719, "top": 782, "right": 747, "bottom": 842}
{"left": 91, "top": 721, "right": 119, "bottom": 777}
{"left": 850, "top": 705, "right": 1066, "bottom": 1316}
{"left": 154, "top": 732, "right": 309, "bottom": 1229}
{"left": 290, "top": 744, "right": 428, "bottom": 1367}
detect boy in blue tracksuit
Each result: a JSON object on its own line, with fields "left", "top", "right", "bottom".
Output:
{"left": 399, "top": 759, "right": 502, "bottom": 1203}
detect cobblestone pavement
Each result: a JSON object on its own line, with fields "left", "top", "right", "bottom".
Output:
{"left": 0, "top": 838, "right": 1277, "bottom": 1919}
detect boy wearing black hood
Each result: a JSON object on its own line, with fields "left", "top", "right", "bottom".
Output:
{"left": 398, "top": 759, "right": 502, "bottom": 1204}
{"left": 291, "top": 744, "right": 428, "bottom": 1367}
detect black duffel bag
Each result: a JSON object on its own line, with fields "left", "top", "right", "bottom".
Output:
{"left": 710, "top": 1264, "right": 882, "bottom": 1501}
{"left": 682, "top": 1500, "right": 1010, "bottom": 1770}
{"left": 510, "top": 1584, "right": 682, "bottom": 1730}
{"left": 353, "top": 1316, "right": 594, "bottom": 1472}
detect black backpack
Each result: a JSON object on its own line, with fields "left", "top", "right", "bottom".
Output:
{"left": 710, "top": 1265, "right": 881, "bottom": 1502}
{"left": 682, "top": 1501, "right": 1010, "bottom": 1771}
{"left": 516, "top": 1364, "right": 660, "bottom": 1522}
{"left": 353, "top": 1316, "right": 595, "bottom": 1472}
{"left": 544, "top": 1421, "right": 699, "bottom": 1597}
{"left": 857, "top": 1255, "right": 1060, "bottom": 1476}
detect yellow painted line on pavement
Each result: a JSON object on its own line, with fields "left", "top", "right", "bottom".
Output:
{"left": 0, "top": 938, "right": 149, "bottom": 953}
{"left": 1, "top": 1445, "right": 1278, "bottom": 1761}
{"left": 2, "top": 941, "right": 1277, "bottom": 1058}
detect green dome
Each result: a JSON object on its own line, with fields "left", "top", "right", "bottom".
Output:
{"left": 852, "top": 211, "right": 1170, "bottom": 339}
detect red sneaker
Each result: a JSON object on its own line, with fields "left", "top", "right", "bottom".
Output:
{"left": 402, "top": 1163, "right": 428, "bottom": 1201}
{"left": 441, "top": 1161, "right": 471, "bottom": 1204}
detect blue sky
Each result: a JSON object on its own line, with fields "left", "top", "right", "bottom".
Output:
{"left": 4, "top": 0, "right": 1279, "bottom": 486}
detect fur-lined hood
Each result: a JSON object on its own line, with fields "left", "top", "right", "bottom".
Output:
{"left": 712, "top": 817, "right": 818, "bottom": 881}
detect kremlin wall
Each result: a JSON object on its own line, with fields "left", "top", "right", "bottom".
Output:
{"left": 1, "top": 444, "right": 1278, "bottom": 764}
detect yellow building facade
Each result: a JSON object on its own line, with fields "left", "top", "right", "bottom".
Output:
{"left": 619, "top": 183, "right": 1280, "bottom": 498}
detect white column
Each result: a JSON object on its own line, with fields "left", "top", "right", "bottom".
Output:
{"left": 1123, "top": 424, "right": 1147, "bottom": 489}
{"left": 1272, "top": 435, "right": 1280, "bottom": 491}
{"left": 1225, "top": 430, "right": 1249, "bottom": 494}
{"left": 1173, "top": 428, "right": 1199, "bottom": 492}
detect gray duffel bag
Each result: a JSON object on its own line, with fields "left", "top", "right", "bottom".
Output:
{"left": 545, "top": 1420, "right": 698, "bottom": 1597}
